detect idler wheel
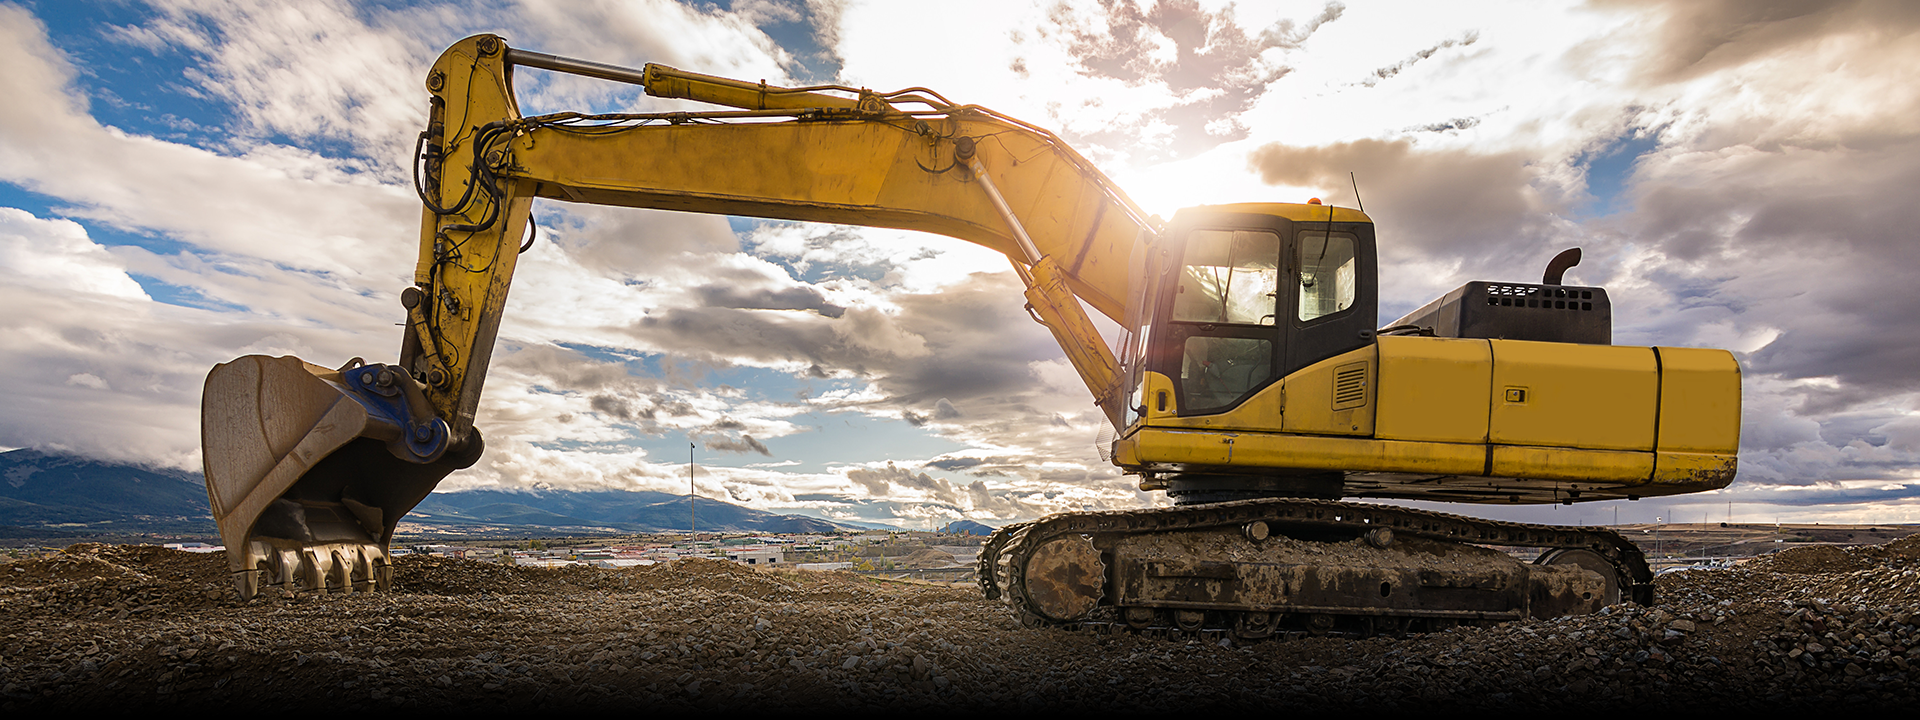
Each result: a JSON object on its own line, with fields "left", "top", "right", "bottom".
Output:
{"left": 1021, "top": 534, "right": 1105, "bottom": 621}
{"left": 1536, "top": 548, "right": 1622, "bottom": 606}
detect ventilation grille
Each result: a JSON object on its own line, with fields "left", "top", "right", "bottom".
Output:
{"left": 1483, "top": 283, "right": 1596, "bottom": 311}
{"left": 1333, "top": 362, "right": 1369, "bottom": 410}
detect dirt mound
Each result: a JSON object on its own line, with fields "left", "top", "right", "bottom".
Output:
{"left": 79, "top": 543, "right": 227, "bottom": 582}
{"left": 622, "top": 558, "right": 892, "bottom": 604}
{"left": 1, "top": 551, "right": 149, "bottom": 590}
{"left": 1868, "top": 533, "right": 1920, "bottom": 560}
{"left": 1750, "top": 544, "right": 1866, "bottom": 573}
{"left": 900, "top": 548, "right": 962, "bottom": 566}
{"left": 1746, "top": 536, "right": 1920, "bottom": 575}
{"left": 0, "top": 544, "right": 230, "bottom": 620}
{"left": 4, "top": 539, "right": 1917, "bottom": 711}
{"left": 391, "top": 555, "right": 548, "bottom": 595}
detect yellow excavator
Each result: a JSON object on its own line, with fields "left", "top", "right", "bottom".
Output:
{"left": 201, "top": 35, "right": 1739, "bottom": 636}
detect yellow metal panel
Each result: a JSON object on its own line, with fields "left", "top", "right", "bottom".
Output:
{"left": 1127, "top": 428, "right": 1486, "bottom": 476}
{"left": 1114, "top": 434, "right": 1141, "bottom": 466}
{"left": 1651, "top": 451, "right": 1738, "bottom": 490}
{"left": 641, "top": 64, "right": 859, "bottom": 111}
{"left": 1143, "top": 371, "right": 1179, "bottom": 420}
{"left": 1375, "top": 336, "right": 1491, "bottom": 443}
{"left": 1489, "top": 445, "right": 1653, "bottom": 483}
{"left": 1201, "top": 202, "right": 1373, "bottom": 224}
{"left": 1488, "top": 341, "right": 1657, "bottom": 451}
{"left": 1149, "top": 380, "right": 1285, "bottom": 432}
{"left": 1282, "top": 345, "right": 1375, "bottom": 436}
{"left": 1155, "top": 345, "right": 1378, "bottom": 435}
{"left": 1655, "top": 347, "right": 1742, "bottom": 455}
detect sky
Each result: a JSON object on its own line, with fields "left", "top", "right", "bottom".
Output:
{"left": 3, "top": 0, "right": 1919, "bottom": 530}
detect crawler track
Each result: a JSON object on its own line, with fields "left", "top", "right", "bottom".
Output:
{"left": 978, "top": 498, "right": 1651, "bottom": 638}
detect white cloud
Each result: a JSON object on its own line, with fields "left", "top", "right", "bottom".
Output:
{"left": 0, "top": 209, "right": 148, "bottom": 299}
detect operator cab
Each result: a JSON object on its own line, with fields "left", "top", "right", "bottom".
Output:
{"left": 1117, "top": 202, "right": 1378, "bottom": 428}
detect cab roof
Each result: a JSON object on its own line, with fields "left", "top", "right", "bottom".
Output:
{"left": 1178, "top": 202, "right": 1373, "bottom": 224}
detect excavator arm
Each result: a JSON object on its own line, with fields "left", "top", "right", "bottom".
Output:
{"left": 414, "top": 36, "right": 1147, "bottom": 439}
{"left": 201, "top": 35, "right": 1153, "bottom": 598}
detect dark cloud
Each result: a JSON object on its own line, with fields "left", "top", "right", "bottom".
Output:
{"left": 1623, "top": 139, "right": 1920, "bottom": 396}
{"left": 1595, "top": 0, "right": 1920, "bottom": 83}
{"left": 492, "top": 343, "right": 652, "bottom": 393}
{"left": 692, "top": 283, "right": 845, "bottom": 317}
{"left": 1409, "top": 117, "right": 1482, "bottom": 134}
{"left": 867, "top": 274, "right": 1060, "bottom": 407}
{"left": 703, "top": 434, "right": 772, "bottom": 456}
{"left": 633, "top": 304, "right": 889, "bottom": 370}
{"left": 845, "top": 462, "right": 961, "bottom": 504}
{"left": 636, "top": 268, "right": 1065, "bottom": 424}
{"left": 925, "top": 456, "right": 987, "bottom": 471}
{"left": 1247, "top": 139, "right": 1556, "bottom": 271}
{"left": 554, "top": 206, "right": 741, "bottom": 271}
{"left": 1726, "top": 483, "right": 1920, "bottom": 507}
{"left": 653, "top": 399, "right": 696, "bottom": 417}
{"left": 924, "top": 454, "right": 1033, "bottom": 479}
{"left": 1366, "top": 32, "right": 1478, "bottom": 86}
{"left": 589, "top": 393, "right": 644, "bottom": 420}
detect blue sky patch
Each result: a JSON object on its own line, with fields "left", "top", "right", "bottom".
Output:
{"left": 1575, "top": 127, "right": 1660, "bottom": 217}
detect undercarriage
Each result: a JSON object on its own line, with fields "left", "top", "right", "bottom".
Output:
{"left": 978, "top": 497, "right": 1650, "bottom": 639}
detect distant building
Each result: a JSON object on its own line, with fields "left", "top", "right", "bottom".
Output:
{"left": 794, "top": 562, "right": 853, "bottom": 571}
{"left": 163, "top": 542, "right": 222, "bottom": 553}
{"left": 590, "top": 558, "right": 655, "bottom": 569}
{"left": 725, "top": 548, "right": 784, "bottom": 566}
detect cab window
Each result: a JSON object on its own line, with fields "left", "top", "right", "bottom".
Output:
{"left": 1298, "top": 231, "right": 1356, "bottom": 322}
{"left": 1173, "top": 230, "right": 1280, "bottom": 325}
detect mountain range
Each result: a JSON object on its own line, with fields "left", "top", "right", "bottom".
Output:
{"left": 938, "top": 519, "right": 995, "bottom": 536}
{"left": 408, "top": 489, "right": 863, "bottom": 534}
{"left": 0, "top": 449, "right": 882, "bottom": 537}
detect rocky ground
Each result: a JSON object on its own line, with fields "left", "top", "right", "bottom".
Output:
{"left": 3, "top": 537, "right": 1917, "bottom": 711}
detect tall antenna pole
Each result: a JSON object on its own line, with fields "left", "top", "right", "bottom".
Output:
{"left": 689, "top": 442, "right": 696, "bottom": 535}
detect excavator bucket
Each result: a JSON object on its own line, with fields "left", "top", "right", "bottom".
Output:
{"left": 200, "top": 355, "right": 480, "bottom": 600}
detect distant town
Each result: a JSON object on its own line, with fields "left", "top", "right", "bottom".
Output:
{"left": 134, "top": 529, "right": 992, "bottom": 580}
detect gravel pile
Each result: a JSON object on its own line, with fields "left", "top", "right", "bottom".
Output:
{"left": 3, "top": 537, "right": 1916, "bottom": 710}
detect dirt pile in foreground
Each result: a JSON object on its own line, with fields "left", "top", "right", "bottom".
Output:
{"left": 3, "top": 539, "right": 1917, "bottom": 711}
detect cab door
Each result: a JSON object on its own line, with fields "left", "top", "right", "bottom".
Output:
{"left": 1155, "top": 213, "right": 1290, "bottom": 416}
{"left": 1287, "top": 221, "right": 1376, "bottom": 376}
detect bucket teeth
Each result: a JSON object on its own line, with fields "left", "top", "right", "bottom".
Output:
{"left": 233, "top": 540, "right": 391, "bottom": 600}
{"left": 203, "top": 355, "right": 480, "bottom": 602}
